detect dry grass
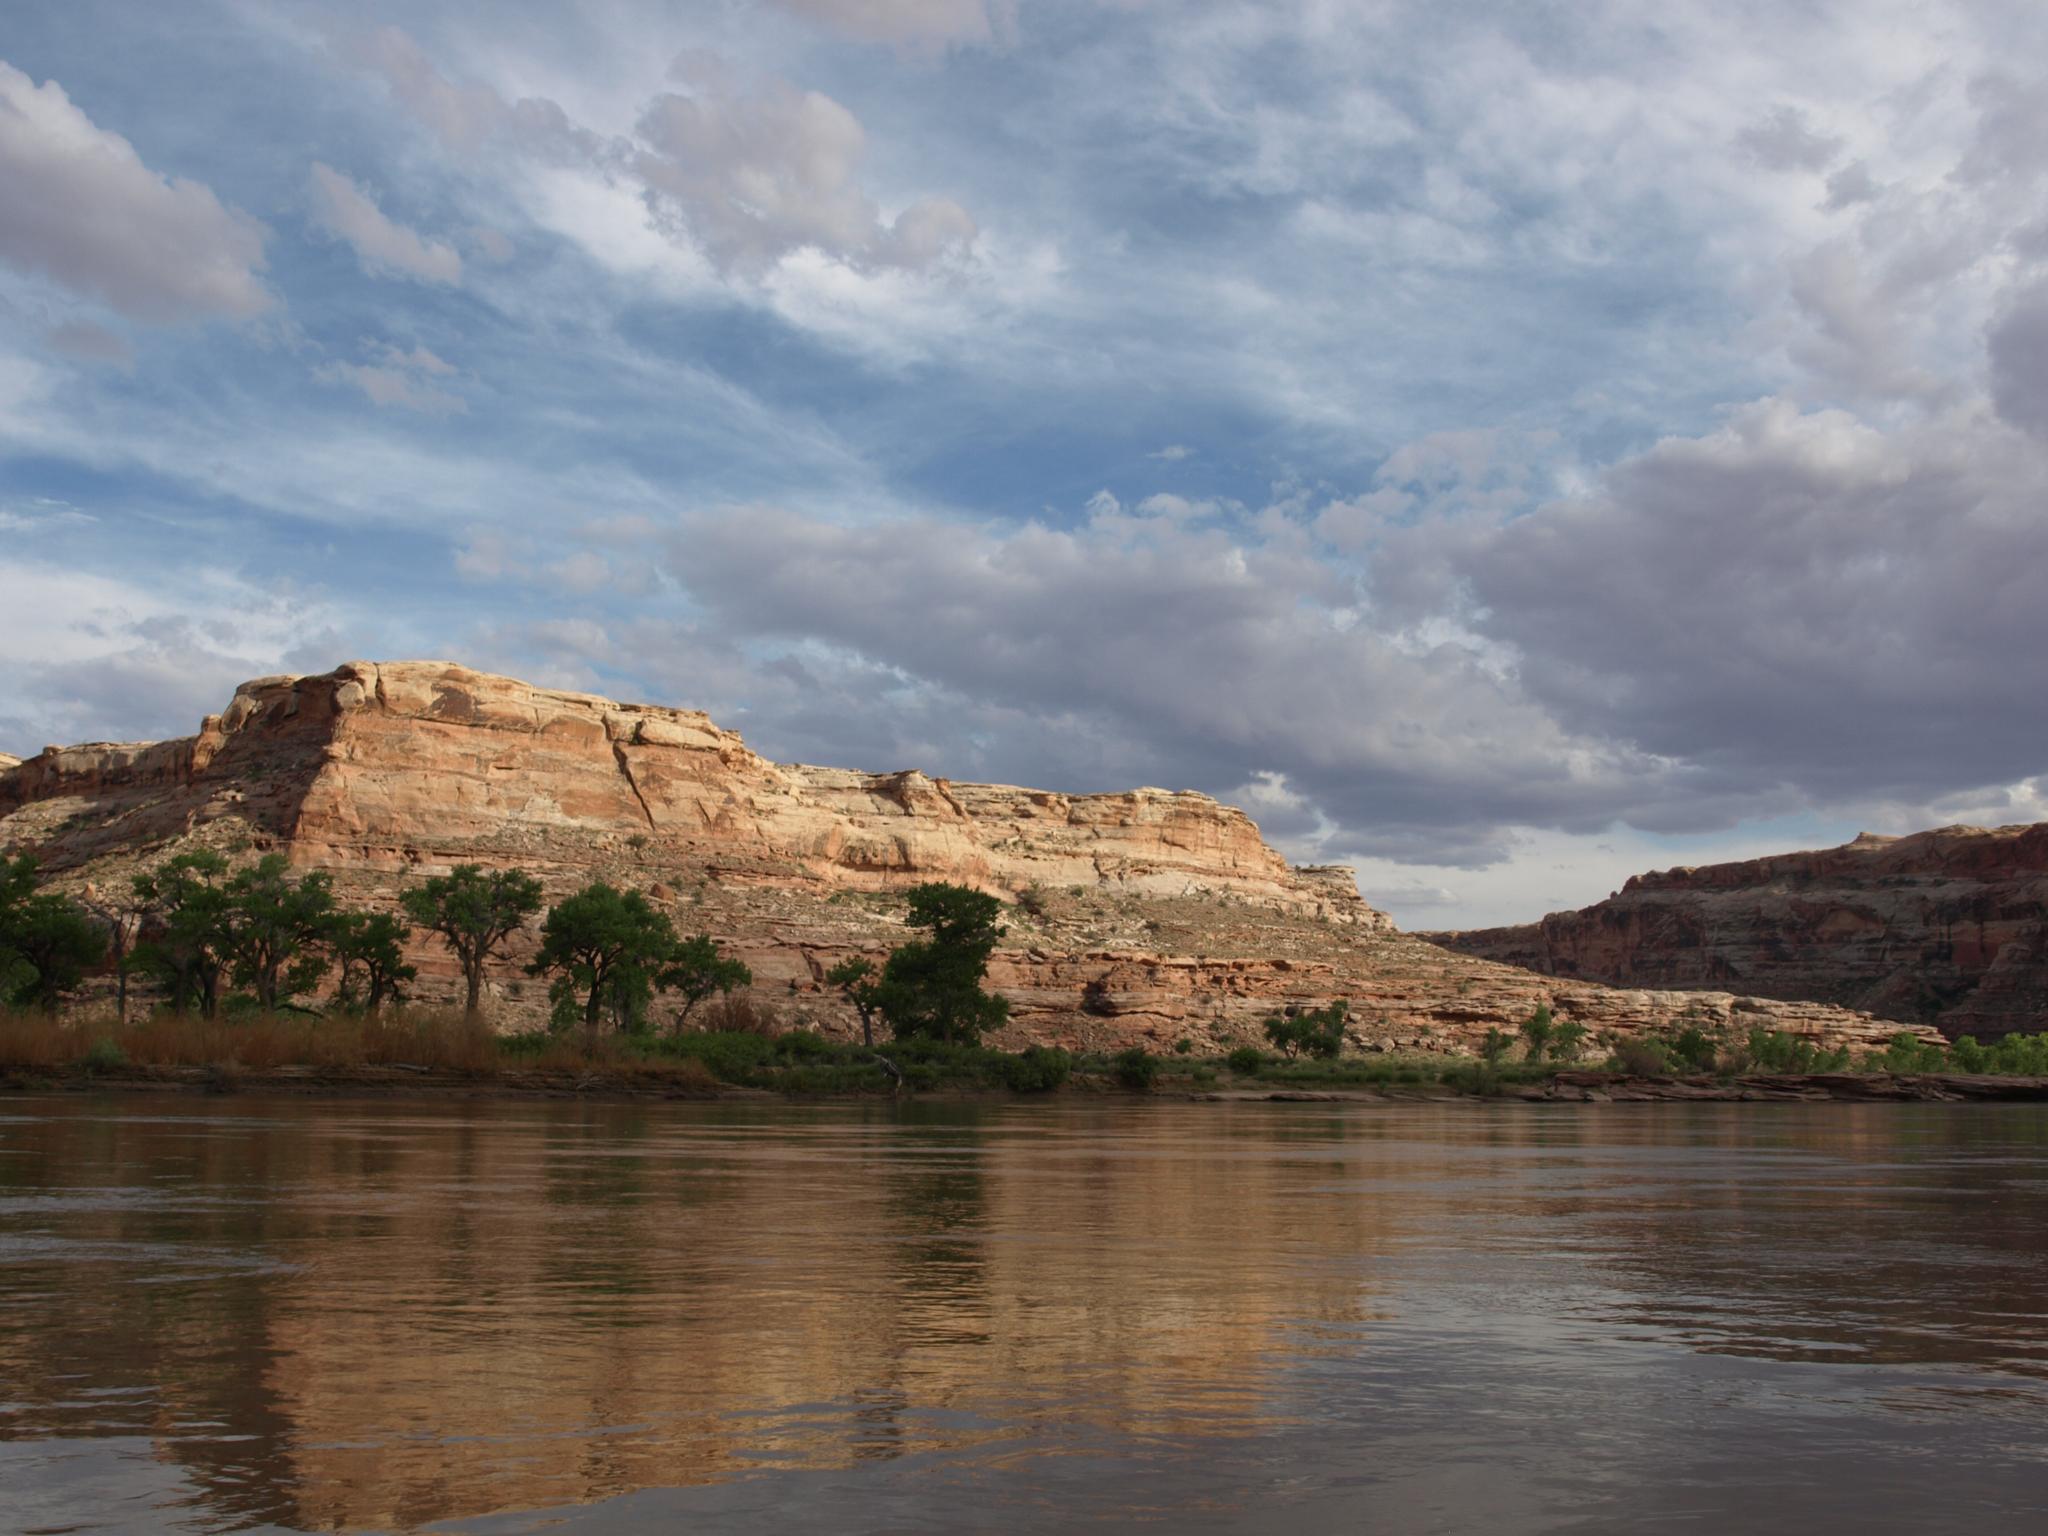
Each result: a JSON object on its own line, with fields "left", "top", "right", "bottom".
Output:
{"left": 697, "top": 993, "right": 785, "bottom": 1037}
{"left": 0, "top": 1008, "right": 714, "bottom": 1089}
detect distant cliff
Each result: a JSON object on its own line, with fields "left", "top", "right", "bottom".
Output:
{"left": 0, "top": 661, "right": 1922, "bottom": 1053}
{"left": 1426, "top": 827, "right": 2048, "bottom": 1041}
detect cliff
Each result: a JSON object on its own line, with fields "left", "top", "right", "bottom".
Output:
{"left": 1, "top": 661, "right": 1925, "bottom": 1054}
{"left": 1426, "top": 827, "right": 2048, "bottom": 1041}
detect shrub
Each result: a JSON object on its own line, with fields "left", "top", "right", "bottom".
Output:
{"left": 1112, "top": 1046, "right": 1157, "bottom": 1091}
{"left": 1227, "top": 1044, "right": 1263, "bottom": 1075}
{"left": 1608, "top": 1036, "right": 1669, "bottom": 1076}
{"left": 1479, "top": 1027, "right": 1514, "bottom": 1065}
{"left": 1520, "top": 1003, "right": 1555, "bottom": 1061}
{"left": 699, "top": 993, "right": 783, "bottom": 1036}
{"left": 1665, "top": 1025, "right": 1721, "bottom": 1073}
{"left": 82, "top": 1036, "right": 127, "bottom": 1074}
{"left": 996, "top": 1045, "right": 1072, "bottom": 1092}
{"left": 1174, "top": 1036, "right": 1193, "bottom": 1055}
{"left": 1264, "top": 1002, "right": 1348, "bottom": 1059}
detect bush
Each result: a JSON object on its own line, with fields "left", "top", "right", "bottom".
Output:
{"left": 82, "top": 1036, "right": 127, "bottom": 1074}
{"left": 1264, "top": 1002, "right": 1348, "bottom": 1059}
{"left": 1112, "top": 1046, "right": 1157, "bottom": 1092}
{"left": 699, "top": 994, "right": 783, "bottom": 1037}
{"left": 995, "top": 1045, "right": 1072, "bottom": 1092}
{"left": 1479, "top": 1027, "right": 1514, "bottom": 1065}
{"left": 1666, "top": 1025, "right": 1720, "bottom": 1073}
{"left": 1608, "top": 1036, "right": 1669, "bottom": 1076}
{"left": 1227, "top": 1045, "right": 1264, "bottom": 1075}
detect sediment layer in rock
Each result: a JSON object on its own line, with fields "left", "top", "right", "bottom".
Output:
{"left": 1427, "top": 827, "right": 2048, "bottom": 1041}
{"left": 1, "top": 661, "right": 1927, "bottom": 1055}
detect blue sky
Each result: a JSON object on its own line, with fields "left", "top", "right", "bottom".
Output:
{"left": 3, "top": 0, "right": 2045, "bottom": 927}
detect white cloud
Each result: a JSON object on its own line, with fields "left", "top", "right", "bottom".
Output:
{"left": 0, "top": 59, "right": 270, "bottom": 322}
{"left": 632, "top": 69, "right": 977, "bottom": 274}
{"left": 307, "top": 163, "right": 462, "bottom": 284}
{"left": 313, "top": 338, "right": 465, "bottom": 414}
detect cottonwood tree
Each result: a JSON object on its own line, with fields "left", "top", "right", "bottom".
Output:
{"left": 0, "top": 857, "right": 107, "bottom": 1013}
{"left": 662, "top": 933, "right": 752, "bottom": 1034}
{"left": 401, "top": 865, "right": 545, "bottom": 1017}
{"left": 824, "top": 955, "right": 884, "bottom": 1047}
{"left": 875, "top": 883, "right": 1009, "bottom": 1044}
{"left": 132, "top": 851, "right": 235, "bottom": 1017}
{"left": 331, "top": 911, "right": 417, "bottom": 1014}
{"left": 224, "top": 855, "right": 337, "bottom": 1012}
{"left": 527, "top": 882, "right": 677, "bottom": 1037}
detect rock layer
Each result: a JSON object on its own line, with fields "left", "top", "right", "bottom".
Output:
{"left": 2, "top": 661, "right": 1929, "bottom": 1055}
{"left": 1427, "top": 827, "right": 2048, "bottom": 1041}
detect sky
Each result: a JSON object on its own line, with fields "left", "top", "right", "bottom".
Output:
{"left": 1, "top": 0, "right": 2045, "bottom": 930}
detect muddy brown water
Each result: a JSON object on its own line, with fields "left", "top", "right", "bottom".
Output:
{"left": 3, "top": 1096, "right": 2046, "bottom": 1533}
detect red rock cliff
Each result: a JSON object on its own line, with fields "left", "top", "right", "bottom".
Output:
{"left": 1426, "top": 827, "right": 2048, "bottom": 1041}
{"left": 1, "top": 661, "right": 1927, "bottom": 1055}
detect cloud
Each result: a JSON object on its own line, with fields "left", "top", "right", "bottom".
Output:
{"left": 307, "top": 163, "right": 462, "bottom": 283}
{"left": 42, "top": 319, "right": 133, "bottom": 368}
{"left": 1149, "top": 444, "right": 1193, "bottom": 460}
{"left": 766, "top": 0, "right": 1010, "bottom": 49}
{"left": 1735, "top": 105, "right": 1844, "bottom": 173}
{"left": 0, "top": 560, "right": 347, "bottom": 751}
{"left": 650, "top": 495, "right": 1662, "bottom": 866}
{"left": 0, "top": 59, "right": 270, "bottom": 322}
{"left": 1989, "top": 279, "right": 2048, "bottom": 438}
{"left": 632, "top": 68, "right": 977, "bottom": 274}
{"left": 315, "top": 339, "right": 465, "bottom": 414}
{"left": 1379, "top": 398, "right": 2048, "bottom": 813}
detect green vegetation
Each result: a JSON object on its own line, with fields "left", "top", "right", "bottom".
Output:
{"left": 1112, "top": 1046, "right": 1158, "bottom": 1091}
{"left": 12, "top": 849, "right": 2048, "bottom": 1102}
{"left": 401, "top": 865, "right": 546, "bottom": 1016}
{"left": 0, "top": 855, "right": 107, "bottom": 1012}
{"left": 1263, "top": 1001, "right": 1348, "bottom": 1059}
{"left": 824, "top": 956, "right": 884, "bottom": 1047}
{"left": 870, "top": 883, "right": 1010, "bottom": 1044}
{"left": 330, "top": 911, "right": 416, "bottom": 1014}
{"left": 660, "top": 932, "right": 752, "bottom": 1032}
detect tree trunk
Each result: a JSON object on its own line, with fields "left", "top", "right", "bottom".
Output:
{"left": 464, "top": 963, "right": 484, "bottom": 1018}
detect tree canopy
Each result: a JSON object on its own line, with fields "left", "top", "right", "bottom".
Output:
{"left": 401, "top": 865, "right": 545, "bottom": 1016}
{"left": 874, "top": 882, "right": 1009, "bottom": 1044}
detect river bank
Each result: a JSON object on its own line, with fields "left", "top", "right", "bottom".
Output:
{"left": 8, "top": 1059, "right": 2048, "bottom": 1104}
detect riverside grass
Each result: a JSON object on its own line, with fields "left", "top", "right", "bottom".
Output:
{"left": 9, "top": 1007, "right": 2048, "bottom": 1097}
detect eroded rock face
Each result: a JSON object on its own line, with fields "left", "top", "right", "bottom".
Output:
{"left": 1, "top": 661, "right": 1928, "bottom": 1054}
{"left": 1427, "top": 827, "right": 2048, "bottom": 1041}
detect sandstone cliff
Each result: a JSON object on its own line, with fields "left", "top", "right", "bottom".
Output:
{"left": 1427, "top": 827, "right": 2048, "bottom": 1041}
{"left": 0, "top": 661, "right": 1925, "bottom": 1055}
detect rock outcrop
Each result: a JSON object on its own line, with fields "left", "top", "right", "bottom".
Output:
{"left": 1427, "top": 827, "right": 2048, "bottom": 1041}
{"left": 2, "top": 661, "right": 1929, "bottom": 1055}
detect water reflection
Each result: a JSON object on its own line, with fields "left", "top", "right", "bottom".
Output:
{"left": 2, "top": 1100, "right": 2047, "bottom": 1533}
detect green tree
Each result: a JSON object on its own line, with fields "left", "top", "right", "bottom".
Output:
{"left": 875, "top": 883, "right": 1009, "bottom": 1044}
{"left": 331, "top": 911, "right": 417, "bottom": 1014}
{"left": 527, "top": 883, "right": 677, "bottom": 1037}
{"left": 1479, "top": 1027, "right": 1514, "bottom": 1065}
{"left": 0, "top": 858, "right": 107, "bottom": 1012}
{"left": 1521, "top": 1002, "right": 1555, "bottom": 1062}
{"left": 400, "top": 865, "right": 545, "bottom": 1017}
{"left": 1263, "top": 1002, "right": 1348, "bottom": 1060}
{"left": 824, "top": 955, "right": 885, "bottom": 1047}
{"left": 132, "top": 851, "right": 234, "bottom": 1017}
{"left": 0, "top": 854, "right": 42, "bottom": 1002}
{"left": 223, "top": 855, "right": 337, "bottom": 1011}
{"left": 1550, "top": 1018, "right": 1588, "bottom": 1063}
{"left": 662, "top": 933, "right": 752, "bottom": 1034}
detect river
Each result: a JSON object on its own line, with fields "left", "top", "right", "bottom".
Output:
{"left": 2, "top": 1095, "right": 2045, "bottom": 1533}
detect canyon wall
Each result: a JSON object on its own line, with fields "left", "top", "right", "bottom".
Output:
{"left": 1428, "top": 827, "right": 2048, "bottom": 1041}
{"left": 1, "top": 661, "right": 1926, "bottom": 1054}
